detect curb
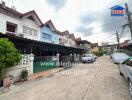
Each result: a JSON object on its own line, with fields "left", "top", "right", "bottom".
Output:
{"left": 0, "top": 87, "right": 10, "bottom": 95}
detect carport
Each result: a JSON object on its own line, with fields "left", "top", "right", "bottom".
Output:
{"left": 0, "top": 33, "right": 86, "bottom": 73}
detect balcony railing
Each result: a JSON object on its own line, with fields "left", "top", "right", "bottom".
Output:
{"left": 6, "top": 31, "right": 16, "bottom": 35}
{"left": 6, "top": 31, "right": 25, "bottom": 38}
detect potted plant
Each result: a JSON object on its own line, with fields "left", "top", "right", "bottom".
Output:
{"left": 0, "top": 38, "right": 21, "bottom": 88}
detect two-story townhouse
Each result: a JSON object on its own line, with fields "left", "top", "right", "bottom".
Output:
{"left": 0, "top": 3, "right": 42, "bottom": 41}
{"left": 40, "top": 20, "right": 62, "bottom": 44}
{"left": 54, "top": 30, "right": 64, "bottom": 45}
{"left": 62, "top": 30, "right": 71, "bottom": 46}
{"left": 69, "top": 33, "right": 76, "bottom": 47}
{"left": 76, "top": 39, "right": 92, "bottom": 52}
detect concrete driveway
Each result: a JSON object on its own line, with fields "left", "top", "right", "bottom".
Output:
{"left": 0, "top": 56, "right": 131, "bottom": 100}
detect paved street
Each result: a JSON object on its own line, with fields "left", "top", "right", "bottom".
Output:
{"left": 0, "top": 56, "right": 131, "bottom": 100}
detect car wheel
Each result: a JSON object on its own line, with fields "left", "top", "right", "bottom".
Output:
{"left": 129, "top": 81, "right": 132, "bottom": 97}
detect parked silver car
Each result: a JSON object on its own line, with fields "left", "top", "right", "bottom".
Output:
{"left": 119, "top": 58, "right": 132, "bottom": 97}
{"left": 81, "top": 54, "right": 96, "bottom": 63}
{"left": 112, "top": 53, "right": 129, "bottom": 64}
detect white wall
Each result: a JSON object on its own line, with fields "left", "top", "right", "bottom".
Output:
{"left": 6, "top": 54, "right": 34, "bottom": 81}
{"left": 63, "top": 35, "right": 70, "bottom": 46}
{"left": 69, "top": 38, "right": 76, "bottom": 47}
{"left": 0, "top": 13, "right": 40, "bottom": 41}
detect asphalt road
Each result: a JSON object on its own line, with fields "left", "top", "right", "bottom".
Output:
{"left": 0, "top": 56, "right": 131, "bottom": 100}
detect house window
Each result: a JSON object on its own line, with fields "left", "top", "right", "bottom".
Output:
{"left": 6, "top": 22, "right": 17, "bottom": 34}
{"left": 33, "top": 30, "right": 38, "bottom": 36}
{"left": 28, "top": 28, "right": 32, "bottom": 35}
{"left": 23, "top": 26, "right": 27, "bottom": 33}
{"left": 42, "top": 33, "right": 52, "bottom": 40}
{"left": 23, "top": 26, "right": 38, "bottom": 36}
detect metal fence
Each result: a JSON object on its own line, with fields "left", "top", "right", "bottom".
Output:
{"left": 33, "top": 56, "right": 58, "bottom": 73}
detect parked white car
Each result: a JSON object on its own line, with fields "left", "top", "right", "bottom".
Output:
{"left": 81, "top": 54, "right": 96, "bottom": 63}
{"left": 112, "top": 53, "right": 129, "bottom": 64}
{"left": 119, "top": 58, "right": 132, "bottom": 97}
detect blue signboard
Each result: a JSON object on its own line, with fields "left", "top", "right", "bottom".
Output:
{"left": 110, "top": 5, "right": 125, "bottom": 16}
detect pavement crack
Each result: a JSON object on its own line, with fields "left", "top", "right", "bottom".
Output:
{"left": 80, "top": 63, "right": 102, "bottom": 100}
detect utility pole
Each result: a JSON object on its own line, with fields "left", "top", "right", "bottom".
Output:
{"left": 116, "top": 30, "right": 120, "bottom": 44}
{"left": 116, "top": 30, "right": 120, "bottom": 52}
{"left": 125, "top": 3, "right": 132, "bottom": 39}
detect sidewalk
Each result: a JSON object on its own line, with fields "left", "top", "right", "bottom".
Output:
{"left": 28, "top": 67, "right": 64, "bottom": 80}
{"left": 0, "top": 67, "right": 65, "bottom": 95}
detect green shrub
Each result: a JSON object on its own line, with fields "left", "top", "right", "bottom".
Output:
{"left": 0, "top": 38, "right": 21, "bottom": 80}
{"left": 95, "top": 51, "right": 103, "bottom": 57}
{"left": 93, "top": 50, "right": 104, "bottom": 57}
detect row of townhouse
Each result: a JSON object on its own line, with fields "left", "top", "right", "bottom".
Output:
{"left": 41, "top": 20, "right": 76, "bottom": 47}
{"left": 0, "top": 2, "right": 92, "bottom": 81}
{"left": 0, "top": 2, "right": 76, "bottom": 47}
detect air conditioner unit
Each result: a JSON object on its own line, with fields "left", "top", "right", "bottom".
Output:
{"left": 18, "top": 34, "right": 24, "bottom": 38}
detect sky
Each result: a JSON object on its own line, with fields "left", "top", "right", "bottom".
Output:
{"left": 3, "top": 0, "right": 132, "bottom": 45}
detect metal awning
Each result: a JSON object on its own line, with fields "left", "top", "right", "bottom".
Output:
{"left": 0, "top": 33, "right": 86, "bottom": 56}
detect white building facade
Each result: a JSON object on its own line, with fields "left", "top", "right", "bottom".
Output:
{"left": 62, "top": 31, "right": 71, "bottom": 46}
{"left": 0, "top": 3, "right": 42, "bottom": 41}
{"left": 69, "top": 34, "right": 76, "bottom": 47}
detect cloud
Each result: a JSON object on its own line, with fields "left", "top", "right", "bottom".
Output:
{"left": 8, "top": 0, "right": 131, "bottom": 44}
{"left": 46, "top": 0, "right": 67, "bottom": 11}
{"left": 79, "top": 14, "right": 98, "bottom": 25}
{"left": 102, "top": 12, "right": 126, "bottom": 34}
{"left": 76, "top": 26, "right": 93, "bottom": 36}
{"left": 77, "top": 12, "right": 102, "bottom": 37}
{"left": 101, "top": 1, "right": 131, "bottom": 39}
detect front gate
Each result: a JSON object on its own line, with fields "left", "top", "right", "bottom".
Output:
{"left": 33, "top": 56, "right": 58, "bottom": 73}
